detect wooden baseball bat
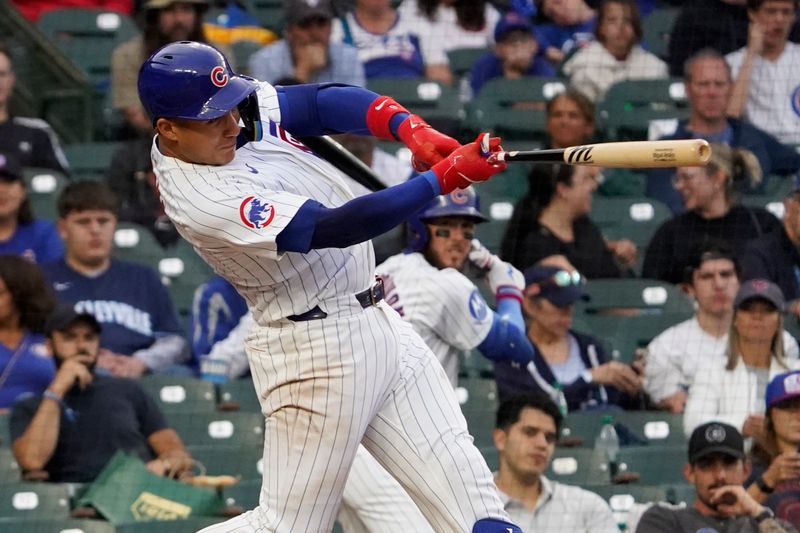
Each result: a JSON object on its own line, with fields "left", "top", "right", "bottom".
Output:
{"left": 490, "top": 139, "right": 711, "bottom": 168}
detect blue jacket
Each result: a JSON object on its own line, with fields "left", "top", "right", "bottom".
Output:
{"left": 494, "top": 329, "right": 632, "bottom": 411}
{"left": 646, "top": 118, "right": 800, "bottom": 213}
{"left": 741, "top": 227, "right": 800, "bottom": 303}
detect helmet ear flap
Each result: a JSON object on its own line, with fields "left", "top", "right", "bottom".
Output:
{"left": 238, "top": 91, "right": 263, "bottom": 142}
{"left": 404, "top": 216, "right": 429, "bottom": 253}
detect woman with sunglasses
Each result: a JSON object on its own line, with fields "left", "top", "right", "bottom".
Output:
{"left": 494, "top": 263, "right": 644, "bottom": 410}
{"left": 500, "top": 163, "right": 636, "bottom": 279}
{"left": 643, "top": 143, "right": 781, "bottom": 284}
{"left": 746, "top": 370, "right": 800, "bottom": 527}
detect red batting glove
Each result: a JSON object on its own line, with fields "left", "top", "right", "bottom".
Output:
{"left": 430, "top": 134, "right": 506, "bottom": 194}
{"left": 396, "top": 114, "right": 461, "bottom": 172}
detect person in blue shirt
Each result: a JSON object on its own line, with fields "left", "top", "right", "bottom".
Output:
{"left": 0, "top": 255, "right": 56, "bottom": 409}
{"left": 42, "top": 181, "right": 188, "bottom": 379}
{"left": 469, "top": 10, "right": 555, "bottom": 97}
{"left": 0, "top": 152, "right": 63, "bottom": 264}
{"left": 535, "top": 0, "right": 597, "bottom": 66}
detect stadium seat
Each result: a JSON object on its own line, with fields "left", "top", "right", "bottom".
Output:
{"left": 170, "top": 412, "right": 265, "bottom": 448}
{"left": 221, "top": 478, "right": 261, "bottom": 509}
{"left": 588, "top": 483, "right": 667, "bottom": 504}
{"left": 23, "top": 168, "right": 69, "bottom": 221}
{"left": 458, "top": 377, "right": 499, "bottom": 449}
{"left": 366, "top": 78, "right": 463, "bottom": 137}
{"left": 188, "top": 444, "right": 263, "bottom": 482}
{"left": 0, "top": 482, "right": 71, "bottom": 519}
{"left": 597, "top": 78, "right": 688, "bottom": 140}
{"left": 113, "top": 222, "right": 165, "bottom": 270}
{"left": 642, "top": 7, "right": 679, "bottom": 60}
{"left": 36, "top": 8, "right": 139, "bottom": 89}
{"left": 244, "top": 0, "right": 285, "bottom": 32}
{"left": 575, "top": 278, "right": 694, "bottom": 316}
{"left": 160, "top": 239, "right": 215, "bottom": 318}
{"left": 446, "top": 47, "right": 489, "bottom": 84}
{"left": 63, "top": 142, "right": 119, "bottom": 181}
{"left": 547, "top": 447, "right": 598, "bottom": 485}
{"left": 0, "top": 411, "right": 9, "bottom": 446}
{"left": 465, "top": 77, "right": 567, "bottom": 142}
{"left": 591, "top": 196, "right": 673, "bottom": 249}
{"left": 139, "top": 375, "right": 218, "bottom": 415}
{"left": 230, "top": 41, "right": 263, "bottom": 76}
{"left": 0, "top": 449, "right": 22, "bottom": 484}
{"left": 587, "top": 445, "right": 688, "bottom": 486}
{"left": 218, "top": 378, "right": 262, "bottom": 413}
{"left": 459, "top": 350, "right": 494, "bottom": 379}
{"left": 0, "top": 519, "right": 114, "bottom": 533}
{"left": 612, "top": 412, "right": 687, "bottom": 447}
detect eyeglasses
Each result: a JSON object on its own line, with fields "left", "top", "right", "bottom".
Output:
{"left": 538, "top": 269, "right": 583, "bottom": 289}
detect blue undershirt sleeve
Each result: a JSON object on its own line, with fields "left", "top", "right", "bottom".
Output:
{"left": 277, "top": 84, "right": 408, "bottom": 138}
{"left": 276, "top": 171, "right": 440, "bottom": 252}
{"left": 476, "top": 302, "right": 534, "bottom": 366}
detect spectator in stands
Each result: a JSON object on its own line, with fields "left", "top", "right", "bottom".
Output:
{"left": 746, "top": 370, "right": 800, "bottom": 526}
{"left": 500, "top": 163, "right": 637, "bottom": 278}
{"left": 0, "top": 152, "right": 63, "bottom": 263}
{"left": 111, "top": 0, "right": 211, "bottom": 136}
{"left": 492, "top": 392, "right": 619, "bottom": 532}
{"left": 666, "top": 0, "right": 749, "bottom": 77}
{"left": 0, "top": 46, "right": 69, "bottom": 174}
{"left": 469, "top": 11, "right": 555, "bottom": 97}
{"left": 742, "top": 178, "right": 800, "bottom": 311}
{"left": 562, "top": 0, "right": 667, "bottom": 102}
{"left": 535, "top": 0, "right": 597, "bottom": 66}
{"left": 397, "top": 0, "right": 502, "bottom": 85}
{"left": 684, "top": 279, "right": 800, "bottom": 441}
{"left": 0, "top": 256, "right": 56, "bottom": 409}
{"left": 648, "top": 48, "right": 800, "bottom": 214}
{"left": 545, "top": 88, "right": 596, "bottom": 148}
{"left": 642, "top": 143, "right": 781, "bottom": 284}
{"left": 330, "top": 0, "right": 428, "bottom": 80}
{"left": 10, "top": 0, "right": 133, "bottom": 23}
{"left": 42, "top": 181, "right": 188, "bottom": 378}
{"left": 494, "top": 264, "right": 645, "bottom": 410}
{"left": 249, "top": 0, "right": 365, "bottom": 86}
{"left": 727, "top": 0, "right": 800, "bottom": 145}
{"left": 9, "top": 306, "right": 192, "bottom": 482}
{"left": 105, "top": 138, "right": 179, "bottom": 247}
{"left": 636, "top": 421, "right": 796, "bottom": 532}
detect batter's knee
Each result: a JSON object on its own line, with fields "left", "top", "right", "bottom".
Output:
{"left": 472, "top": 518, "right": 523, "bottom": 533}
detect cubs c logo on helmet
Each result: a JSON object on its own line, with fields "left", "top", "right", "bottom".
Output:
{"left": 210, "top": 66, "right": 229, "bottom": 88}
{"left": 239, "top": 196, "right": 275, "bottom": 229}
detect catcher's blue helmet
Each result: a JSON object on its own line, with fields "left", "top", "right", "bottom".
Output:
{"left": 406, "top": 187, "right": 488, "bottom": 252}
{"left": 137, "top": 41, "right": 258, "bottom": 123}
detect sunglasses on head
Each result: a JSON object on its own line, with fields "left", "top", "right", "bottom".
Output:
{"left": 538, "top": 269, "right": 583, "bottom": 289}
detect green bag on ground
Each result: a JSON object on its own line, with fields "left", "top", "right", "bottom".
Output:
{"left": 77, "top": 451, "right": 224, "bottom": 525}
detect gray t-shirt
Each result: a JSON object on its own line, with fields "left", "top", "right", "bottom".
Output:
{"left": 636, "top": 504, "right": 797, "bottom": 533}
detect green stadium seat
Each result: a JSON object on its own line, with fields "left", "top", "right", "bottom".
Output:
{"left": 36, "top": 8, "right": 139, "bottom": 88}
{"left": 612, "top": 412, "right": 687, "bottom": 447}
{"left": 170, "top": 412, "right": 265, "bottom": 448}
{"left": 575, "top": 278, "right": 694, "bottom": 316}
{"left": 0, "top": 411, "right": 9, "bottom": 446}
{"left": 366, "top": 78, "right": 462, "bottom": 137}
{"left": 547, "top": 447, "right": 598, "bottom": 485}
{"left": 115, "top": 517, "right": 224, "bottom": 532}
{"left": 23, "top": 168, "right": 69, "bottom": 221}
{"left": 446, "top": 47, "right": 489, "bottom": 82}
{"left": 0, "top": 518, "right": 115, "bottom": 533}
{"left": 160, "top": 239, "right": 215, "bottom": 318}
{"left": 221, "top": 478, "right": 261, "bottom": 509}
{"left": 642, "top": 8, "right": 679, "bottom": 60}
{"left": 218, "top": 378, "right": 262, "bottom": 413}
{"left": 230, "top": 41, "right": 263, "bottom": 76}
{"left": 0, "top": 483, "right": 72, "bottom": 519}
{"left": 465, "top": 77, "right": 567, "bottom": 142}
{"left": 472, "top": 164, "right": 530, "bottom": 254}
{"left": 597, "top": 78, "right": 688, "bottom": 140}
{"left": 591, "top": 196, "right": 673, "bottom": 249}
{"left": 587, "top": 445, "right": 687, "bottom": 486}
{"left": 63, "top": 142, "right": 119, "bottom": 181}
{"left": 113, "top": 222, "right": 165, "bottom": 269}
{"left": 0, "top": 449, "right": 22, "bottom": 484}
{"left": 459, "top": 350, "right": 494, "bottom": 379}
{"left": 188, "top": 445, "right": 263, "bottom": 482}
{"left": 457, "top": 377, "right": 499, "bottom": 449}
{"left": 244, "top": 0, "right": 285, "bottom": 32}
{"left": 587, "top": 483, "right": 667, "bottom": 504}
{"left": 139, "top": 375, "right": 218, "bottom": 415}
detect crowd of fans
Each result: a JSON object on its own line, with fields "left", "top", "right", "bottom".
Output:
{"left": 2, "top": 0, "right": 800, "bottom": 531}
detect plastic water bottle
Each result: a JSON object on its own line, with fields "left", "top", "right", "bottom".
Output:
{"left": 595, "top": 414, "right": 620, "bottom": 481}
{"left": 554, "top": 382, "right": 569, "bottom": 417}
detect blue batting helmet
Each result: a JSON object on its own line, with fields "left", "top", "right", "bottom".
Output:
{"left": 405, "top": 187, "right": 488, "bottom": 252}
{"left": 137, "top": 41, "right": 258, "bottom": 123}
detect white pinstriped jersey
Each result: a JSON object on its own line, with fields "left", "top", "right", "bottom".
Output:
{"left": 376, "top": 252, "right": 493, "bottom": 385}
{"left": 152, "top": 82, "right": 374, "bottom": 325}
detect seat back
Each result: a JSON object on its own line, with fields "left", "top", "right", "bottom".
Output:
{"left": 23, "top": 168, "right": 70, "bottom": 221}
{"left": 139, "top": 375, "right": 218, "bottom": 415}
{"left": 0, "top": 483, "right": 71, "bottom": 519}
{"left": 598, "top": 78, "right": 688, "bottom": 140}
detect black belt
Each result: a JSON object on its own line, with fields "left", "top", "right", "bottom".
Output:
{"left": 288, "top": 278, "right": 385, "bottom": 322}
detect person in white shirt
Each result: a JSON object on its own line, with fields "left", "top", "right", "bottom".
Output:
{"left": 726, "top": 0, "right": 800, "bottom": 144}
{"left": 562, "top": 0, "right": 668, "bottom": 102}
{"left": 492, "top": 392, "right": 619, "bottom": 533}
{"left": 646, "top": 244, "right": 741, "bottom": 413}
{"left": 684, "top": 279, "right": 800, "bottom": 441}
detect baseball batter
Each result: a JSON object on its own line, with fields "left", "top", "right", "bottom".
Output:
{"left": 137, "top": 41, "right": 522, "bottom": 533}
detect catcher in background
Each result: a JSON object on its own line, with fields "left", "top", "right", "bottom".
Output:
{"left": 138, "top": 41, "right": 522, "bottom": 533}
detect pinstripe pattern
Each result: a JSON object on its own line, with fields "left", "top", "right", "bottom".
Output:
{"left": 154, "top": 80, "right": 510, "bottom": 533}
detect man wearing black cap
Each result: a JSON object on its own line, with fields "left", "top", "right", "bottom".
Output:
{"left": 636, "top": 421, "right": 796, "bottom": 532}
{"left": 9, "top": 306, "right": 191, "bottom": 483}
{"left": 248, "top": 0, "right": 365, "bottom": 86}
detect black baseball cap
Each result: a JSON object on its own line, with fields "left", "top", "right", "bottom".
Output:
{"left": 0, "top": 152, "right": 22, "bottom": 182}
{"left": 285, "top": 0, "right": 333, "bottom": 25}
{"left": 44, "top": 306, "right": 101, "bottom": 336}
{"left": 523, "top": 265, "right": 588, "bottom": 307}
{"left": 688, "top": 421, "right": 745, "bottom": 464}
